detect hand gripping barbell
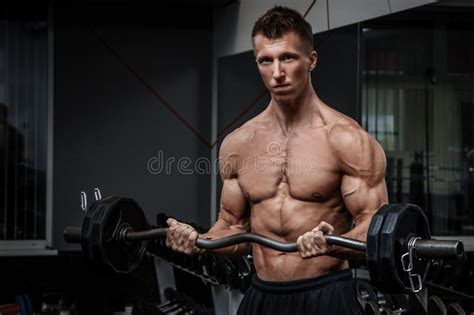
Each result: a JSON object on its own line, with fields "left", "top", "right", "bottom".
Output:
{"left": 64, "top": 196, "right": 464, "bottom": 293}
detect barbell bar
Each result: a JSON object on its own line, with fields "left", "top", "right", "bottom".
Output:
{"left": 64, "top": 226, "right": 462, "bottom": 259}
{"left": 63, "top": 196, "right": 464, "bottom": 293}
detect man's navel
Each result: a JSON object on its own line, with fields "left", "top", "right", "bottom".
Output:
{"left": 312, "top": 192, "right": 324, "bottom": 202}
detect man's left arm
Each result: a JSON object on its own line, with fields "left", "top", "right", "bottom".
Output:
{"left": 297, "top": 123, "right": 388, "bottom": 259}
{"left": 329, "top": 123, "right": 388, "bottom": 259}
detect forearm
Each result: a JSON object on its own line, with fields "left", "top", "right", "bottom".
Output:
{"left": 325, "top": 219, "right": 370, "bottom": 260}
{"left": 199, "top": 219, "right": 250, "bottom": 255}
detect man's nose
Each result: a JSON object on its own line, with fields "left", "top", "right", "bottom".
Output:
{"left": 272, "top": 61, "right": 285, "bottom": 80}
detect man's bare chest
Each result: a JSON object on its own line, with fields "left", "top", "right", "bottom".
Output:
{"left": 235, "top": 129, "right": 341, "bottom": 203}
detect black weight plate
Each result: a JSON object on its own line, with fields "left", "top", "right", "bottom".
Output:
{"left": 380, "top": 307, "right": 393, "bottom": 315}
{"left": 81, "top": 198, "right": 109, "bottom": 268}
{"left": 378, "top": 203, "right": 430, "bottom": 293}
{"left": 104, "top": 197, "right": 148, "bottom": 272}
{"left": 376, "top": 291, "right": 393, "bottom": 309}
{"left": 367, "top": 204, "right": 394, "bottom": 287}
{"left": 364, "top": 301, "right": 381, "bottom": 315}
{"left": 428, "top": 296, "right": 447, "bottom": 315}
{"left": 409, "top": 291, "right": 428, "bottom": 314}
{"left": 81, "top": 196, "right": 148, "bottom": 273}
{"left": 447, "top": 303, "right": 466, "bottom": 315}
{"left": 356, "top": 280, "right": 378, "bottom": 308}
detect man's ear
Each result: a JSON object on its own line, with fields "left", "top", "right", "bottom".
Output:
{"left": 309, "top": 50, "right": 317, "bottom": 72}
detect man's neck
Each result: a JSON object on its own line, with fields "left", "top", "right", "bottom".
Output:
{"left": 269, "top": 85, "right": 321, "bottom": 134}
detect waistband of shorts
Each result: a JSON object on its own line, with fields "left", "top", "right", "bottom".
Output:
{"left": 251, "top": 269, "right": 353, "bottom": 293}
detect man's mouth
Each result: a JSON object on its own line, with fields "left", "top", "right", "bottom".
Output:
{"left": 273, "top": 84, "right": 291, "bottom": 91}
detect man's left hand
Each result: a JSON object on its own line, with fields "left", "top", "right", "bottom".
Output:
{"left": 296, "top": 221, "right": 335, "bottom": 258}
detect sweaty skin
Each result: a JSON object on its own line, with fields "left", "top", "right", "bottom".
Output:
{"left": 166, "top": 31, "right": 388, "bottom": 281}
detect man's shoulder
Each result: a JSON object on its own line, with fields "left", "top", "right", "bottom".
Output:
{"left": 221, "top": 115, "right": 266, "bottom": 151}
{"left": 327, "top": 120, "right": 366, "bottom": 148}
{"left": 318, "top": 101, "right": 358, "bottom": 129}
{"left": 319, "top": 103, "right": 368, "bottom": 150}
{"left": 321, "top": 103, "right": 380, "bottom": 154}
{"left": 218, "top": 119, "right": 262, "bottom": 177}
{"left": 324, "top": 111, "right": 386, "bottom": 178}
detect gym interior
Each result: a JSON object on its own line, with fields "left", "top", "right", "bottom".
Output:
{"left": 1, "top": 0, "right": 474, "bottom": 314}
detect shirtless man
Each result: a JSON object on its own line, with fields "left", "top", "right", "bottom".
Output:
{"left": 166, "top": 6, "right": 388, "bottom": 314}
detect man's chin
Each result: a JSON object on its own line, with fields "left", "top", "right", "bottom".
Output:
{"left": 272, "top": 93, "right": 295, "bottom": 104}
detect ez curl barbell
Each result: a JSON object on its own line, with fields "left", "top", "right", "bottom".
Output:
{"left": 64, "top": 196, "right": 464, "bottom": 293}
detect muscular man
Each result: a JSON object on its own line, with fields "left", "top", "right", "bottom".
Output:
{"left": 166, "top": 6, "right": 387, "bottom": 314}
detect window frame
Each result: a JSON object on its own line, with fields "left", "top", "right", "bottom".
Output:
{"left": 0, "top": 3, "right": 56, "bottom": 256}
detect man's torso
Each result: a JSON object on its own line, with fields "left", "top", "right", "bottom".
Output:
{"left": 231, "top": 104, "right": 356, "bottom": 280}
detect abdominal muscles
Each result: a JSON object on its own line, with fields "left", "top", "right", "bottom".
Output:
{"left": 249, "top": 178, "right": 350, "bottom": 281}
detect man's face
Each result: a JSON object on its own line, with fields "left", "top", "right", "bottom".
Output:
{"left": 253, "top": 31, "right": 316, "bottom": 105}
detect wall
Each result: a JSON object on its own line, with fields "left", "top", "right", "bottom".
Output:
{"left": 212, "top": 0, "right": 437, "bottom": 58}
{"left": 53, "top": 3, "right": 213, "bottom": 250}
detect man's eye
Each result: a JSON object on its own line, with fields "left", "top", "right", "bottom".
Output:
{"left": 282, "top": 55, "right": 294, "bottom": 62}
{"left": 258, "top": 58, "right": 272, "bottom": 65}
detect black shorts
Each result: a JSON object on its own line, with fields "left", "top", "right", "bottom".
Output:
{"left": 237, "top": 269, "right": 362, "bottom": 315}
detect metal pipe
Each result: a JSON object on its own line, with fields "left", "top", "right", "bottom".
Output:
{"left": 63, "top": 227, "right": 82, "bottom": 243}
{"left": 126, "top": 228, "right": 168, "bottom": 241}
{"left": 413, "top": 239, "right": 464, "bottom": 259}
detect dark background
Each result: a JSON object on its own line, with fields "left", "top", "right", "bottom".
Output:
{"left": 2, "top": 1, "right": 474, "bottom": 313}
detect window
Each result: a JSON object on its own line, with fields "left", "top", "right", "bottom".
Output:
{"left": 361, "top": 8, "right": 474, "bottom": 236}
{"left": 0, "top": 3, "right": 52, "bottom": 249}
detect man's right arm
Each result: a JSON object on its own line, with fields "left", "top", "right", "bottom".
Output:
{"left": 199, "top": 176, "right": 250, "bottom": 255}
{"left": 166, "top": 132, "right": 251, "bottom": 255}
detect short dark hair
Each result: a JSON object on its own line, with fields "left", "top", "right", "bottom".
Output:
{"left": 252, "top": 6, "right": 314, "bottom": 53}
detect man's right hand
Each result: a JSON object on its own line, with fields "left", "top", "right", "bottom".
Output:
{"left": 165, "top": 218, "right": 205, "bottom": 255}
